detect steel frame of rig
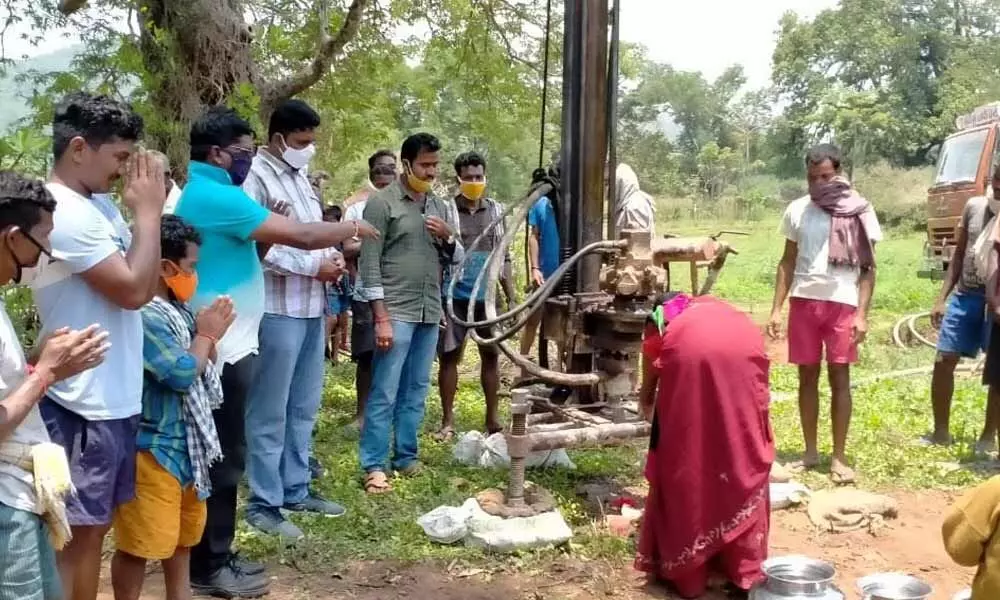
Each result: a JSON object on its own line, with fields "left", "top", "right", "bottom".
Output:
{"left": 444, "top": 0, "right": 738, "bottom": 512}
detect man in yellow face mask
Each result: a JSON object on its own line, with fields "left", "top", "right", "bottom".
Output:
{"left": 434, "top": 152, "right": 514, "bottom": 439}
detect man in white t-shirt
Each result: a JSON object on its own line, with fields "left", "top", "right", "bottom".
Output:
{"left": 768, "top": 144, "right": 882, "bottom": 485}
{"left": 32, "top": 93, "right": 166, "bottom": 600}
{"left": 0, "top": 171, "right": 109, "bottom": 600}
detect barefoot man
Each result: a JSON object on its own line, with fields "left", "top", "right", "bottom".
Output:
{"left": 928, "top": 166, "right": 999, "bottom": 451}
{"left": 768, "top": 143, "right": 882, "bottom": 484}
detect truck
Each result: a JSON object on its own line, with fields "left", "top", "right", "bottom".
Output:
{"left": 920, "top": 102, "right": 1000, "bottom": 279}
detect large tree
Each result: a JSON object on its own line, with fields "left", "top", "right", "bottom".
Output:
{"left": 3, "top": 0, "right": 552, "bottom": 192}
{"left": 771, "top": 0, "right": 1000, "bottom": 170}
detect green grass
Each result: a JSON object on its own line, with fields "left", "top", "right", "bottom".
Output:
{"left": 240, "top": 212, "right": 996, "bottom": 570}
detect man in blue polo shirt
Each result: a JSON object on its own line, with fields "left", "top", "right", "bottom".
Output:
{"left": 174, "top": 106, "right": 376, "bottom": 598}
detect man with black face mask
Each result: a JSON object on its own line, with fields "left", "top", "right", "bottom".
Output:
{"left": 0, "top": 171, "right": 110, "bottom": 600}
{"left": 175, "top": 106, "right": 379, "bottom": 598}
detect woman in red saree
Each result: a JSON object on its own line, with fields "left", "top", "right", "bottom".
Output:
{"left": 636, "top": 293, "right": 774, "bottom": 599}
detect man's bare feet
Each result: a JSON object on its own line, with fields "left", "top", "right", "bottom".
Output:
{"left": 830, "top": 456, "right": 856, "bottom": 485}
{"left": 920, "top": 432, "right": 954, "bottom": 447}
{"left": 787, "top": 453, "right": 820, "bottom": 474}
{"left": 974, "top": 438, "right": 998, "bottom": 457}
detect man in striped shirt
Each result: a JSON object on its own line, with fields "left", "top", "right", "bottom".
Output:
{"left": 241, "top": 99, "right": 346, "bottom": 540}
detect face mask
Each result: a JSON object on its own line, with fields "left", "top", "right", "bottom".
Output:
{"left": 163, "top": 262, "right": 198, "bottom": 303}
{"left": 7, "top": 229, "right": 51, "bottom": 284}
{"left": 228, "top": 152, "right": 253, "bottom": 186}
{"left": 281, "top": 136, "right": 316, "bottom": 170}
{"left": 404, "top": 162, "right": 433, "bottom": 194}
{"left": 459, "top": 180, "right": 486, "bottom": 201}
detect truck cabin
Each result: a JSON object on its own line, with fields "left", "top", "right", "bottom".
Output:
{"left": 922, "top": 103, "right": 1000, "bottom": 279}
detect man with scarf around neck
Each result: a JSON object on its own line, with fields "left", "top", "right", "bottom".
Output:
{"left": 0, "top": 171, "right": 109, "bottom": 600}
{"left": 927, "top": 164, "right": 1000, "bottom": 451}
{"left": 111, "top": 215, "right": 234, "bottom": 600}
{"left": 768, "top": 144, "right": 882, "bottom": 485}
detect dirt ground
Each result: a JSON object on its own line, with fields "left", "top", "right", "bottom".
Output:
{"left": 95, "top": 489, "right": 972, "bottom": 600}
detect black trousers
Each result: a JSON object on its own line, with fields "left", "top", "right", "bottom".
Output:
{"left": 191, "top": 353, "right": 259, "bottom": 578}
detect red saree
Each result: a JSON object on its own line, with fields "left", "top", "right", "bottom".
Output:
{"left": 635, "top": 296, "right": 774, "bottom": 598}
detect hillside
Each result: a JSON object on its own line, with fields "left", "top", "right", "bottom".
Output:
{"left": 0, "top": 46, "right": 78, "bottom": 131}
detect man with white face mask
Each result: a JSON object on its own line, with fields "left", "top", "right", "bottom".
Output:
{"left": 927, "top": 164, "right": 1000, "bottom": 450}
{"left": 240, "top": 99, "right": 347, "bottom": 540}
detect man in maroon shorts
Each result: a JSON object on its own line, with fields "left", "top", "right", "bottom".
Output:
{"left": 767, "top": 143, "right": 882, "bottom": 485}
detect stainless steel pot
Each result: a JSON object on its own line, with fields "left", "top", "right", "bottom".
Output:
{"left": 748, "top": 556, "right": 845, "bottom": 600}
{"left": 856, "top": 573, "right": 933, "bottom": 600}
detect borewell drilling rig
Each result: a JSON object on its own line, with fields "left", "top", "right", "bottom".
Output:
{"left": 445, "top": 0, "right": 738, "bottom": 515}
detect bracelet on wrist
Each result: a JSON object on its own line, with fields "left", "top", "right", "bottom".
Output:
{"left": 26, "top": 364, "right": 54, "bottom": 393}
{"left": 196, "top": 333, "right": 218, "bottom": 344}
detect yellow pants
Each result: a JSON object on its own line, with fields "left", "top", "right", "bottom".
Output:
{"left": 113, "top": 451, "right": 207, "bottom": 560}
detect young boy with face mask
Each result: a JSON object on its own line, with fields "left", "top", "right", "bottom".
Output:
{"left": 111, "top": 214, "right": 235, "bottom": 600}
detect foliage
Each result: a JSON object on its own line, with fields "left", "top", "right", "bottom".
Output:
{"left": 770, "top": 0, "right": 1000, "bottom": 172}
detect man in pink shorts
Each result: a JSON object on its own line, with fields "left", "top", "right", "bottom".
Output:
{"left": 767, "top": 143, "right": 882, "bottom": 484}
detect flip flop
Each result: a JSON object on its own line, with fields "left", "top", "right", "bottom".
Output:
{"left": 364, "top": 471, "right": 392, "bottom": 495}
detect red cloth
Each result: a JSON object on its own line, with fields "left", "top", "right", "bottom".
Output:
{"left": 635, "top": 296, "right": 774, "bottom": 596}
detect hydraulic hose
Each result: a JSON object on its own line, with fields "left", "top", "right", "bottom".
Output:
{"left": 444, "top": 181, "right": 621, "bottom": 387}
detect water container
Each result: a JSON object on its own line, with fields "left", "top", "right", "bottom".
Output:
{"left": 748, "top": 556, "right": 845, "bottom": 600}
{"left": 856, "top": 573, "right": 933, "bottom": 600}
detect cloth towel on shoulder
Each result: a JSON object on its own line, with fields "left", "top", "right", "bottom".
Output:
{"left": 0, "top": 441, "right": 74, "bottom": 549}
{"left": 145, "top": 297, "right": 224, "bottom": 499}
{"left": 809, "top": 176, "right": 876, "bottom": 269}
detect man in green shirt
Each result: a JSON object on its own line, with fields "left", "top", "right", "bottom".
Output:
{"left": 357, "top": 133, "right": 458, "bottom": 494}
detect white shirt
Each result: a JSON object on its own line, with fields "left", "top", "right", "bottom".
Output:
{"left": 781, "top": 196, "right": 883, "bottom": 307}
{"left": 30, "top": 183, "right": 143, "bottom": 420}
{"left": 0, "top": 301, "right": 49, "bottom": 514}
{"left": 242, "top": 150, "right": 333, "bottom": 319}
{"left": 162, "top": 181, "right": 183, "bottom": 215}
{"left": 345, "top": 200, "right": 368, "bottom": 300}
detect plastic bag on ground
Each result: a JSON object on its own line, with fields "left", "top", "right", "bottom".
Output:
{"left": 416, "top": 498, "right": 480, "bottom": 544}
{"left": 416, "top": 499, "right": 573, "bottom": 552}
{"left": 770, "top": 482, "right": 811, "bottom": 511}
{"left": 452, "top": 431, "right": 576, "bottom": 469}
{"left": 465, "top": 507, "right": 573, "bottom": 552}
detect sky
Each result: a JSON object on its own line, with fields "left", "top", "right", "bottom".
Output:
{"left": 619, "top": 0, "right": 839, "bottom": 87}
{"left": 3, "top": 0, "right": 839, "bottom": 87}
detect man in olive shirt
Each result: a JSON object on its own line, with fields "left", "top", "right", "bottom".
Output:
{"left": 357, "top": 133, "right": 459, "bottom": 494}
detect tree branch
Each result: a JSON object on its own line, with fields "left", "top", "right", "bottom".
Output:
{"left": 258, "top": 0, "right": 369, "bottom": 117}
{"left": 57, "top": 0, "right": 88, "bottom": 16}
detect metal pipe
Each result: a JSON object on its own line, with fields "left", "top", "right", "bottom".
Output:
{"left": 578, "top": 0, "right": 610, "bottom": 293}
{"left": 527, "top": 421, "right": 652, "bottom": 453}
{"left": 605, "top": 0, "right": 621, "bottom": 241}
{"left": 507, "top": 391, "right": 531, "bottom": 506}
{"left": 559, "top": 0, "right": 582, "bottom": 293}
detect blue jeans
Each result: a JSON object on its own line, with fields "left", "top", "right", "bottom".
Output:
{"left": 245, "top": 314, "right": 326, "bottom": 512}
{"left": 359, "top": 320, "right": 440, "bottom": 473}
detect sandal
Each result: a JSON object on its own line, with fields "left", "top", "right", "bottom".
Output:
{"left": 364, "top": 471, "right": 392, "bottom": 495}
